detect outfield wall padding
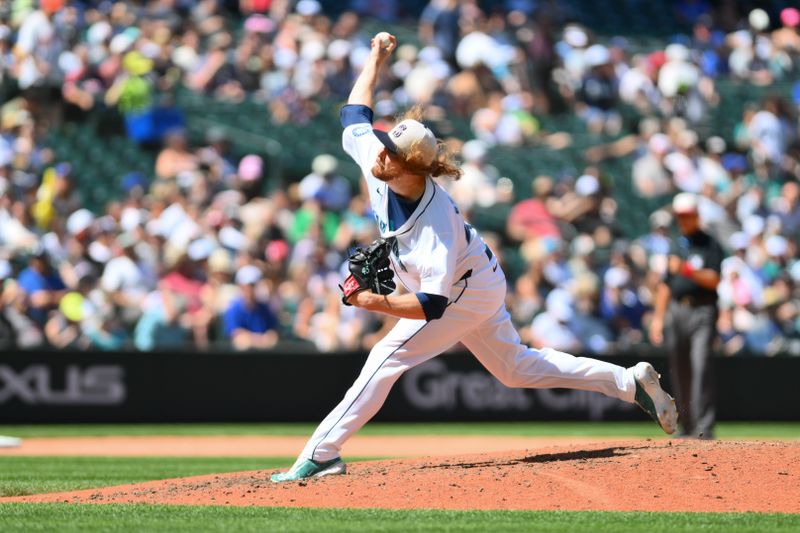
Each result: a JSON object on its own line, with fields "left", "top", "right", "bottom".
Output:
{"left": 0, "top": 351, "right": 797, "bottom": 422}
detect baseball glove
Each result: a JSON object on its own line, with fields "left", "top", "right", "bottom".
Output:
{"left": 340, "top": 238, "right": 396, "bottom": 305}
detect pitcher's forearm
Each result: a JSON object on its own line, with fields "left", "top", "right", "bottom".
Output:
{"left": 350, "top": 291, "right": 427, "bottom": 321}
{"left": 347, "top": 58, "right": 381, "bottom": 108}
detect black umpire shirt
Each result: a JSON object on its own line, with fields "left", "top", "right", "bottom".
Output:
{"left": 665, "top": 229, "right": 724, "bottom": 305}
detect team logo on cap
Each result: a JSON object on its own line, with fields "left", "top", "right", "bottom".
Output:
{"left": 392, "top": 124, "right": 407, "bottom": 138}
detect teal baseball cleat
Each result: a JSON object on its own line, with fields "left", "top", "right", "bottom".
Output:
{"left": 270, "top": 457, "right": 347, "bottom": 483}
{"left": 633, "top": 362, "right": 679, "bottom": 435}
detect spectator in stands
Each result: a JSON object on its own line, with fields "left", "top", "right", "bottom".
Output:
{"left": 17, "top": 247, "right": 66, "bottom": 327}
{"left": 419, "top": 0, "right": 461, "bottom": 65}
{"left": 159, "top": 243, "right": 214, "bottom": 349}
{"left": 133, "top": 288, "right": 190, "bottom": 351}
{"left": 0, "top": 199, "right": 40, "bottom": 253}
{"left": 550, "top": 173, "right": 606, "bottom": 235}
{"left": 506, "top": 175, "right": 561, "bottom": 242}
{"left": 155, "top": 129, "right": 198, "bottom": 181}
{"left": 578, "top": 44, "right": 621, "bottom": 135}
{"left": 44, "top": 291, "right": 88, "bottom": 349}
{"left": 197, "top": 127, "right": 238, "bottom": 186}
{"left": 2, "top": 0, "right": 800, "bottom": 357}
{"left": 203, "top": 248, "right": 239, "bottom": 320}
{"left": 445, "top": 139, "right": 498, "bottom": 214}
{"left": 600, "top": 265, "right": 647, "bottom": 348}
{"left": 774, "top": 8, "right": 800, "bottom": 54}
{"left": 50, "top": 163, "right": 81, "bottom": 220}
{"left": 0, "top": 260, "right": 17, "bottom": 349}
{"left": 657, "top": 43, "right": 706, "bottom": 122}
{"left": 747, "top": 96, "right": 789, "bottom": 167}
{"left": 777, "top": 181, "right": 800, "bottom": 241}
{"left": 570, "top": 271, "right": 615, "bottom": 354}
{"left": 697, "top": 136, "right": 730, "bottom": 194}
{"left": 633, "top": 133, "right": 673, "bottom": 198}
{"left": 224, "top": 264, "right": 278, "bottom": 351}
{"left": 1, "top": 275, "right": 45, "bottom": 348}
{"left": 298, "top": 154, "right": 352, "bottom": 212}
{"left": 101, "top": 232, "right": 152, "bottom": 326}
{"left": 638, "top": 210, "right": 673, "bottom": 258}
{"left": 528, "top": 288, "right": 581, "bottom": 353}
{"left": 13, "top": 0, "right": 63, "bottom": 92}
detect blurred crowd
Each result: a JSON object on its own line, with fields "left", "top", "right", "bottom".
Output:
{"left": 1, "top": 0, "right": 800, "bottom": 355}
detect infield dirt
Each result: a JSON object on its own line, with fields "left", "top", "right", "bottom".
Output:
{"left": 6, "top": 439, "right": 799, "bottom": 513}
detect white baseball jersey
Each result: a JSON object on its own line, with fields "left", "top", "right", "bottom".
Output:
{"left": 296, "top": 112, "right": 641, "bottom": 463}
{"left": 342, "top": 122, "right": 489, "bottom": 298}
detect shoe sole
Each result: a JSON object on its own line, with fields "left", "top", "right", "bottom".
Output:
{"left": 635, "top": 363, "right": 679, "bottom": 435}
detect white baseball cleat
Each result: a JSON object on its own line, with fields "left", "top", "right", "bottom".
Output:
{"left": 632, "top": 362, "right": 679, "bottom": 435}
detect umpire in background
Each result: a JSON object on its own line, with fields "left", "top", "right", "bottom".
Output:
{"left": 649, "top": 193, "right": 724, "bottom": 439}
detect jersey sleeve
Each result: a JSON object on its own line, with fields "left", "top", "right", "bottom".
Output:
{"left": 415, "top": 292, "right": 448, "bottom": 321}
{"left": 417, "top": 226, "right": 456, "bottom": 298}
{"left": 340, "top": 104, "right": 373, "bottom": 128}
{"left": 340, "top": 105, "right": 383, "bottom": 179}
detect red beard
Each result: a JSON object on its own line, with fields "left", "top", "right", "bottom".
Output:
{"left": 371, "top": 160, "right": 394, "bottom": 182}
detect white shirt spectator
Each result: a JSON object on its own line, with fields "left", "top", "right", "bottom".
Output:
{"left": 657, "top": 46, "right": 699, "bottom": 98}
{"left": 664, "top": 152, "right": 703, "bottom": 193}
{"left": 101, "top": 255, "right": 148, "bottom": 299}
{"left": 698, "top": 156, "right": 730, "bottom": 192}
{"left": 748, "top": 110, "right": 785, "bottom": 165}
{"left": 15, "top": 10, "right": 57, "bottom": 89}
{"left": 0, "top": 207, "right": 38, "bottom": 251}
{"left": 448, "top": 161, "right": 498, "bottom": 210}
{"left": 719, "top": 255, "right": 764, "bottom": 309}
{"left": 530, "top": 307, "right": 579, "bottom": 352}
{"left": 619, "top": 64, "right": 656, "bottom": 104}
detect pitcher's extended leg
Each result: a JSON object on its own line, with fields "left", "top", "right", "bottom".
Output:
{"left": 463, "top": 306, "right": 636, "bottom": 402}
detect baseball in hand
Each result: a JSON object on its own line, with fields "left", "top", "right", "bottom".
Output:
{"left": 374, "top": 32, "right": 392, "bottom": 49}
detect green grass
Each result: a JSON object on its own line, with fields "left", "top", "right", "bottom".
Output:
{"left": 0, "top": 505, "right": 797, "bottom": 533}
{"left": 1, "top": 421, "right": 798, "bottom": 439}
{"left": 0, "top": 457, "right": 290, "bottom": 497}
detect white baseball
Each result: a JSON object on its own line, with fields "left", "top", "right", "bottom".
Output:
{"left": 375, "top": 32, "right": 392, "bottom": 49}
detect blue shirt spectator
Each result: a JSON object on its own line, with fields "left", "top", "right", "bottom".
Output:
{"left": 224, "top": 265, "right": 279, "bottom": 351}
{"left": 17, "top": 267, "right": 65, "bottom": 295}
{"left": 224, "top": 298, "right": 278, "bottom": 338}
{"left": 17, "top": 256, "right": 66, "bottom": 326}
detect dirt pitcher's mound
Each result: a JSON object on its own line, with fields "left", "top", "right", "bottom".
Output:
{"left": 7, "top": 440, "right": 799, "bottom": 513}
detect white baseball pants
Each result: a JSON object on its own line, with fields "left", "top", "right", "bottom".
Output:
{"left": 302, "top": 263, "right": 637, "bottom": 462}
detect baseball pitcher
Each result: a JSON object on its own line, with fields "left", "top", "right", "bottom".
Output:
{"left": 271, "top": 33, "right": 678, "bottom": 482}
